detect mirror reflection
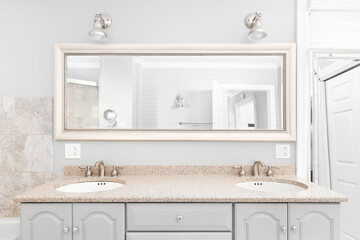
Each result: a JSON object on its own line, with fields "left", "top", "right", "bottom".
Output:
{"left": 65, "top": 54, "right": 284, "bottom": 130}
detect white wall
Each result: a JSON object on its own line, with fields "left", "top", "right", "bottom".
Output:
{"left": 99, "top": 56, "right": 133, "bottom": 128}
{"left": 137, "top": 66, "right": 278, "bottom": 129}
{"left": 0, "top": 0, "right": 296, "bottom": 171}
{"left": 308, "top": 0, "right": 360, "bottom": 49}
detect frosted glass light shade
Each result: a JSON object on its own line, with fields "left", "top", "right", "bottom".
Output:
{"left": 248, "top": 21, "right": 268, "bottom": 40}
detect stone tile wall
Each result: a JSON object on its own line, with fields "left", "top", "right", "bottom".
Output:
{"left": 0, "top": 97, "right": 53, "bottom": 217}
{"left": 66, "top": 83, "right": 99, "bottom": 129}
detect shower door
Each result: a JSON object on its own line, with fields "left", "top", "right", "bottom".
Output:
{"left": 325, "top": 66, "right": 360, "bottom": 240}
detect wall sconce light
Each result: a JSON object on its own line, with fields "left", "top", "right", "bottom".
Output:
{"left": 88, "top": 13, "right": 112, "bottom": 41}
{"left": 244, "top": 12, "right": 268, "bottom": 40}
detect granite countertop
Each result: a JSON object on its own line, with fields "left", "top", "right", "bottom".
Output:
{"left": 15, "top": 166, "right": 347, "bottom": 203}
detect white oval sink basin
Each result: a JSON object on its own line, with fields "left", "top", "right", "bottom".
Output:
{"left": 236, "top": 181, "right": 308, "bottom": 193}
{"left": 56, "top": 182, "right": 124, "bottom": 193}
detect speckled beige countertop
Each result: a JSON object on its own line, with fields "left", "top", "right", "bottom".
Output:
{"left": 15, "top": 166, "right": 347, "bottom": 203}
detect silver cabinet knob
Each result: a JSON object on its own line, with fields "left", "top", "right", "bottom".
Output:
{"left": 177, "top": 216, "right": 183, "bottom": 222}
{"left": 63, "top": 227, "right": 69, "bottom": 233}
{"left": 281, "top": 226, "right": 287, "bottom": 233}
{"left": 72, "top": 227, "right": 79, "bottom": 233}
{"left": 291, "top": 225, "right": 298, "bottom": 232}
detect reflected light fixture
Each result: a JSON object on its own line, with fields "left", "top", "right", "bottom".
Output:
{"left": 175, "top": 94, "right": 184, "bottom": 108}
{"left": 88, "top": 13, "right": 112, "bottom": 41}
{"left": 103, "top": 109, "right": 117, "bottom": 128}
{"left": 244, "top": 12, "right": 268, "bottom": 40}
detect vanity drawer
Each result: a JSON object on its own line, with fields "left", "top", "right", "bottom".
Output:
{"left": 126, "top": 232, "right": 232, "bottom": 240}
{"left": 126, "top": 203, "right": 232, "bottom": 232}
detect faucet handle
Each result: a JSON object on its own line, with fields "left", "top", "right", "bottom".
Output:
{"left": 111, "top": 166, "right": 118, "bottom": 177}
{"left": 234, "top": 166, "right": 246, "bottom": 177}
{"left": 114, "top": 166, "right": 124, "bottom": 176}
{"left": 267, "top": 165, "right": 274, "bottom": 177}
{"left": 79, "top": 166, "right": 92, "bottom": 177}
{"left": 85, "top": 166, "right": 92, "bottom": 177}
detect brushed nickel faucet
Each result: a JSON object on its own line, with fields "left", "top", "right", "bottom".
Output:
{"left": 94, "top": 161, "right": 105, "bottom": 177}
{"left": 253, "top": 161, "right": 264, "bottom": 177}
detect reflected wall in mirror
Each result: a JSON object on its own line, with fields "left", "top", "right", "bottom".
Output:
{"left": 55, "top": 44, "right": 296, "bottom": 141}
{"left": 65, "top": 55, "right": 284, "bottom": 131}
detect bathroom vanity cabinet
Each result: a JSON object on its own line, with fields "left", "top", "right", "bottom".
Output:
{"left": 21, "top": 202, "right": 339, "bottom": 240}
{"left": 235, "top": 203, "right": 339, "bottom": 240}
{"left": 21, "top": 203, "right": 125, "bottom": 240}
{"left": 287, "top": 203, "right": 339, "bottom": 240}
{"left": 236, "top": 204, "right": 288, "bottom": 240}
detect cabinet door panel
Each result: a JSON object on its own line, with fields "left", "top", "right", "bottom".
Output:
{"left": 288, "top": 203, "right": 340, "bottom": 240}
{"left": 126, "top": 232, "right": 232, "bottom": 240}
{"left": 73, "top": 203, "right": 125, "bottom": 240}
{"left": 21, "top": 203, "right": 72, "bottom": 240}
{"left": 235, "top": 203, "right": 287, "bottom": 240}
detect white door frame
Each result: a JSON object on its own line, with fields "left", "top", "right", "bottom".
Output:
{"left": 297, "top": 47, "right": 360, "bottom": 181}
{"left": 212, "top": 82, "right": 277, "bottom": 130}
{"left": 296, "top": 0, "right": 312, "bottom": 179}
{"left": 296, "top": 0, "right": 360, "bottom": 179}
{"left": 234, "top": 94, "right": 257, "bottom": 130}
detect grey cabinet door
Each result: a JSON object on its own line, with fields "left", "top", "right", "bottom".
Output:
{"left": 126, "top": 232, "right": 232, "bottom": 240}
{"left": 235, "top": 203, "right": 287, "bottom": 240}
{"left": 73, "top": 203, "right": 125, "bottom": 240}
{"left": 288, "top": 203, "right": 340, "bottom": 240}
{"left": 21, "top": 203, "right": 72, "bottom": 240}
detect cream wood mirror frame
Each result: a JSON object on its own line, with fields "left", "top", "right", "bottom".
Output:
{"left": 54, "top": 43, "right": 296, "bottom": 141}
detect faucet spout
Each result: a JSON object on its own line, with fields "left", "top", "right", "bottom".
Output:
{"left": 253, "top": 161, "right": 264, "bottom": 177}
{"left": 94, "top": 161, "right": 105, "bottom": 177}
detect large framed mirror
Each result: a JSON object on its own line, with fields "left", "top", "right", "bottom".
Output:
{"left": 54, "top": 44, "right": 296, "bottom": 141}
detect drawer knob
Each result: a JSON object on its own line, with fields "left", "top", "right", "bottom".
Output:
{"left": 177, "top": 215, "right": 183, "bottom": 222}
{"left": 291, "top": 225, "right": 298, "bottom": 232}
{"left": 73, "top": 227, "right": 79, "bottom": 233}
{"left": 63, "top": 227, "right": 69, "bottom": 233}
{"left": 281, "top": 226, "right": 287, "bottom": 233}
